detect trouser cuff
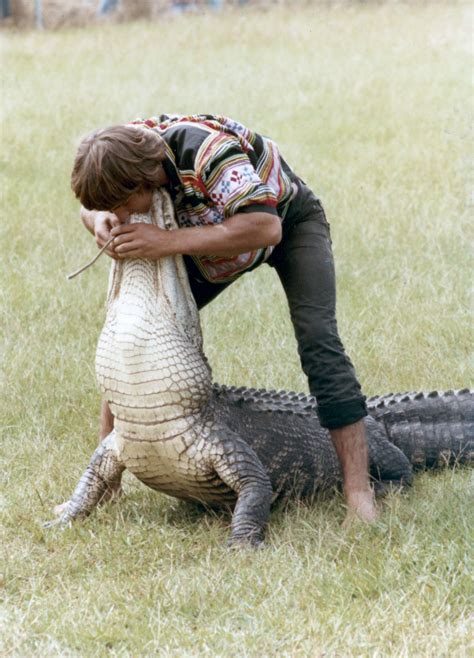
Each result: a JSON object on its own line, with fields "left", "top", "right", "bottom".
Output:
{"left": 317, "top": 397, "right": 368, "bottom": 430}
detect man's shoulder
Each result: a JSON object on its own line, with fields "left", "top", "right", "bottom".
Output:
{"left": 162, "top": 120, "right": 246, "bottom": 174}
{"left": 160, "top": 120, "right": 223, "bottom": 170}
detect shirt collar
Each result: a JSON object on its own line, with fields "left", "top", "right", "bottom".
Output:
{"left": 162, "top": 145, "right": 182, "bottom": 198}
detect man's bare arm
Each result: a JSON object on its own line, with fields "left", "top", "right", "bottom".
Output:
{"left": 110, "top": 211, "right": 282, "bottom": 260}
{"left": 80, "top": 206, "right": 97, "bottom": 234}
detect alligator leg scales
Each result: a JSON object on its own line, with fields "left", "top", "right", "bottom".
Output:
{"left": 209, "top": 428, "right": 273, "bottom": 546}
{"left": 46, "top": 433, "right": 125, "bottom": 526}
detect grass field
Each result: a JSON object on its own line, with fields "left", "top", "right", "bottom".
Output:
{"left": 1, "top": 3, "right": 473, "bottom": 656}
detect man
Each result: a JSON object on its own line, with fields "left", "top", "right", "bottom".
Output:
{"left": 71, "top": 114, "right": 377, "bottom": 524}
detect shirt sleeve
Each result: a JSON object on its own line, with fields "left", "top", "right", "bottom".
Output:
{"left": 196, "top": 134, "right": 279, "bottom": 218}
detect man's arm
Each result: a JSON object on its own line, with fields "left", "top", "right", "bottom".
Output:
{"left": 110, "top": 211, "right": 282, "bottom": 260}
{"left": 80, "top": 207, "right": 97, "bottom": 234}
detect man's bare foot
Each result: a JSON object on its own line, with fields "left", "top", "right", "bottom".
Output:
{"left": 329, "top": 419, "right": 378, "bottom": 526}
{"left": 53, "top": 484, "right": 123, "bottom": 516}
{"left": 342, "top": 489, "right": 378, "bottom": 527}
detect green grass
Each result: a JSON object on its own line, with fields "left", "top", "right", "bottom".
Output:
{"left": 1, "top": 3, "right": 473, "bottom": 656}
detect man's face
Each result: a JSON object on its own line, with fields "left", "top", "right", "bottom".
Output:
{"left": 112, "top": 188, "right": 154, "bottom": 222}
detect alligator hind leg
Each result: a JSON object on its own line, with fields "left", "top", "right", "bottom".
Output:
{"left": 210, "top": 433, "right": 273, "bottom": 547}
{"left": 365, "top": 417, "right": 414, "bottom": 493}
{"left": 45, "top": 432, "right": 125, "bottom": 527}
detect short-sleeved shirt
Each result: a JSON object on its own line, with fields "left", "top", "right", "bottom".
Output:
{"left": 129, "top": 114, "right": 296, "bottom": 283}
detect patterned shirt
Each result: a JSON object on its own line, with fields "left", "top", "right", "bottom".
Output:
{"left": 129, "top": 114, "right": 296, "bottom": 283}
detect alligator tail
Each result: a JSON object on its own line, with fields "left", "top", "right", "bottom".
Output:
{"left": 367, "top": 389, "right": 474, "bottom": 469}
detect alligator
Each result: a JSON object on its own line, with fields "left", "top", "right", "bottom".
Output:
{"left": 49, "top": 189, "right": 474, "bottom": 545}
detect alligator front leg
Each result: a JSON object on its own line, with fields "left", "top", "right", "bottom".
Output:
{"left": 210, "top": 434, "right": 273, "bottom": 547}
{"left": 45, "top": 432, "right": 125, "bottom": 527}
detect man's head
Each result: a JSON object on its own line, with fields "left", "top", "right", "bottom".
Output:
{"left": 71, "top": 125, "right": 167, "bottom": 211}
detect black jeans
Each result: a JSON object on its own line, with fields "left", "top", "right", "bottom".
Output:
{"left": 183, "top": 180, "right": 367, "bottom": 429}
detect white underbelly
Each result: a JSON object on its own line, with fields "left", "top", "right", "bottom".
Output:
{"left": 114, "top": 428, "right": 235, "bottom": 504}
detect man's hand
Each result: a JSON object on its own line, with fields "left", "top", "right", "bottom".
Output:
{"left": 110, "top": 223, "right": 172, "bottom": 260}
{"left": 94, "top": 212, "right": 123, "bottom": 258}
{"left": 80, "top": 208, "right": 123, "bottom": 259}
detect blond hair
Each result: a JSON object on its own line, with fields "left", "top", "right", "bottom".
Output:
{"left": 71, "top": 125, "right": 166, "bottom": 210}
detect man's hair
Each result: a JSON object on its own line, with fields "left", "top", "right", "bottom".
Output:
{"left": 71, "top": 125, "right": 167, "bottom": 211}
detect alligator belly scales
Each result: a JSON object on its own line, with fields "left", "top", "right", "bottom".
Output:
{"left": 51, "top": 190, "right": 474, "bottom": 545}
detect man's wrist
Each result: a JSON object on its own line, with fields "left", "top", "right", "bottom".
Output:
{"left": 80, "top": 207, "right": 97, "bottom": 235}
{"left": 163, "top": 228, "right": 180, "bottom": 257}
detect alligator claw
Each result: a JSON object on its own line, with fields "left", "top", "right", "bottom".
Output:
{"left": 42, "top": 516, "right": 71, "bottom": 530}
{"left": 227, "top": 535, "right": 265, "bottom": 550}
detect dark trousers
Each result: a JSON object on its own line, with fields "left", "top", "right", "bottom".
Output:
{"left": 183, "top": 180, "right": 367, "bottom": 429}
